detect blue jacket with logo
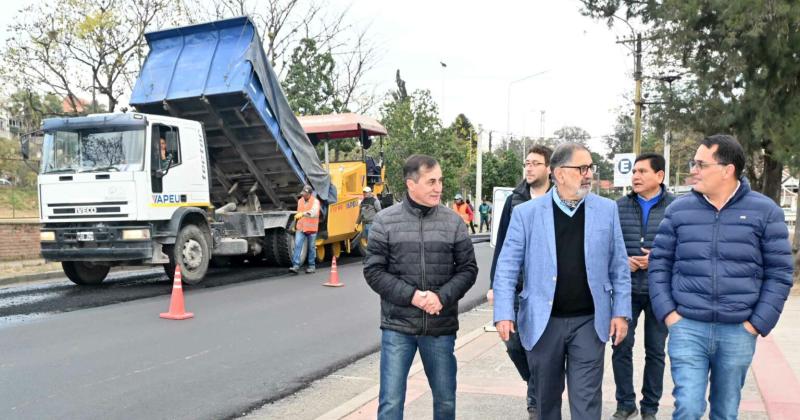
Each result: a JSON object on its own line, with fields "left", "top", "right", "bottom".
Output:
{"left": 648, "top": 179, "right": 793, "bottom": 336}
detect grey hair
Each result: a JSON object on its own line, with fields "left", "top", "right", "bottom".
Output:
{"left": 549, "top": 142, "right": 590, "bottom": 168}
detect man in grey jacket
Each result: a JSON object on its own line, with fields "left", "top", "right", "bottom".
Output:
{"left": 364, "top": 154, "right": 478, "bottom": 420}
{"left": 356, "top": 186, "right": 381, "bottom": 242}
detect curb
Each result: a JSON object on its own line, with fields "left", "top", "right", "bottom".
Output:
{"left": 314, "top": 318, "right": 493, "bottom": 420}
{"left": 0, "top": 269, "right": 69, "bottom": 287}
{"left": 0, "top": 266, "right": 158, "bottom": 287}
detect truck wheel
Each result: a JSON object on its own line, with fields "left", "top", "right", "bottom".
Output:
{"left": 349, "top": 233, "right": 368, "bottom": 257}
{"left": 263, "top": 229, "right": 305, "bottom": 267}
{"left": 164, "top": 224, "right": 210, "bottom": 284}
{"left": 62, "top": 261, "right": 110, "bottom": 285}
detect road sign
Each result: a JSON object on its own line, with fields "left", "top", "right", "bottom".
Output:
{"left": 614, "top": 153, "right": 636, "bottom": 187}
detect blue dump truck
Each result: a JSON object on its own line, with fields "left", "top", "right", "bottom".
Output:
{"left": 33, "top": 17, "right": 344, "bottom": 285}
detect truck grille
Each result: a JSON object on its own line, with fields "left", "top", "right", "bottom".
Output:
{"left": 47, "top": 201, "right": 129, "bottom": 220}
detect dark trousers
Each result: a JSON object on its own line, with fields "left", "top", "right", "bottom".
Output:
{"left": 527, "top": 315, "right": 604, "bottom": 420}
{"left": 506, "top": 295, "right": 536, "bottom": 411}
{"left": 611, "top": 293, "right": 668, "bottom": 415}
{"left": 479, "top": 216, "right": 490, "bottom": 232}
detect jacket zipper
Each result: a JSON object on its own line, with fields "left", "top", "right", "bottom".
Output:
{"left": 711, "top": 211, "right": 720, "bottom": 322}
{"left": 419, "top": 212, "right": 427, "bottom": 335}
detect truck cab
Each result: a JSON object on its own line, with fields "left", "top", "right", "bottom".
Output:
{"left": 37, "top": 113, "right": 214, "bottom": 284}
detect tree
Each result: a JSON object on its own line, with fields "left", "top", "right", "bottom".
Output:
{"left": 191, "top": 0, "right": 379, "bottom": 113}
{"left": 554, "top": 126, "right": 591, "bottom": 145}
{"left": 282, "top": 38, "right": 339, "bottom": 115}
{"left": 580, "top": 0, "right": 800, "bottom": 204}
{"left": 480, "top": 148, "right": 522, "bottom": 200}
{"left": 380, "top": 72, "right": 464, "bottom": 201}
{"left": 2, "top": 90, "right": 62, "bottom": 135}
{"left": 1, "top": 0, "right": 181, "bottom": 112}
{"left": 450, "top": 114, "right": 479, "bottom": 195}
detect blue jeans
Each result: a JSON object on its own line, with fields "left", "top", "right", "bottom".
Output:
{"left": 378, "top": 329, "right": 457, "bottom": 420}
{"left": 668, "top": 317, "right": 757, "bottom": 420}
{"left": 611, "top": 293, "right": 668, "bottom": 414}
{"left": 291, "top": 231, "right": 316, "bottom": 268}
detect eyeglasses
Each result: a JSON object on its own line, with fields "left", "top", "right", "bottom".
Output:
{"left": 524, "top": 161, "right": 546, "bottom": 168}
{"left": 560, "top": 164, "right": 597, "bottom": 175}
{"left": 689, "top": 160, "right": 728, "bottom": 171}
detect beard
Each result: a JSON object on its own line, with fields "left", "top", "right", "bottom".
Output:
{"left": 575, "top": 183, "right": 591, "bottom": 198}
{"left": 529, "top": 176, "right": 548, "bottom": 189}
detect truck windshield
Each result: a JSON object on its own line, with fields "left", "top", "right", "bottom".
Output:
{"left": 40, "top": 128, "right": 146, "bottom": 174}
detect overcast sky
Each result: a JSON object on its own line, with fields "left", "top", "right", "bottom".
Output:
{"left": 0, "top": 0, "right": 636, "bottom": 151}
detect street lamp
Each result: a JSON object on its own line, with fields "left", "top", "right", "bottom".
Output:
{"left": 506, "top": 70, "right": 548, "bottom": 136}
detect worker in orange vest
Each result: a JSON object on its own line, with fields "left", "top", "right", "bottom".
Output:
{"left": 452, "top": 194, "right": 473, "bottom": 229}
{"left": 290, "top": 185, "right": 320, "bottom": 274}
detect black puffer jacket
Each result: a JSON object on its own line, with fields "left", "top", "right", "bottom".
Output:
{"left": 364, "top": 197, "right": 478, "bottom": 336}
{"left": 615, "top": 185, "right": 674, "bottom": 295}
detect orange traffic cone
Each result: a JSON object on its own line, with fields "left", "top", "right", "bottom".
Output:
{"left": 160, "top": 265, "right": 194, "bottom": 320}
{"left": 323, "top": 256, "right": 344, "bottom": 287}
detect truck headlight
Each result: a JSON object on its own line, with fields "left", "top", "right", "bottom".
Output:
{"left": 40, "top": 231, "right": 56, "bottom": 241}
{"left": 122, "top": 229, "right": 151, "bottom": 240}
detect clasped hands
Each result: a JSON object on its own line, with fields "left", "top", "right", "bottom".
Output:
{"left": 412, "top": 290, "right": 442, "bottom": 315}
{"left": 628, "top": 247, "right": 650, "bottom": 272}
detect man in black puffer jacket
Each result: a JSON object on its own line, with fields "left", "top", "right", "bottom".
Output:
{"left": 611, "top": 153, "right": 674, "bottom": 420}
{"left": 364, "top": 154, "right": 477, "bottom": 420}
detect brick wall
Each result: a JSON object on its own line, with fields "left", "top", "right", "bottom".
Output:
{"left": 0, "top": 222, "right": 40, "bottom": 261}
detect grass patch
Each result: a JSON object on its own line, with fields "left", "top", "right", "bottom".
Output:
{"left": 0, "top": 187, "right": 39, "bottom": 218}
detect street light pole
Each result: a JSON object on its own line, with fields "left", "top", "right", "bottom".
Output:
{"left": 440, "top": 61, "right": 447, "bottom": 122}
{"left": 506, "top": 70, "right": 548, "bottom": 178}
{"left": 506, "top": 70, "right": 548, "bottom": 136}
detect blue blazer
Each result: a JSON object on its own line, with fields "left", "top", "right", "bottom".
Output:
{"left": 493, "top": 190, "right": 631, "bottom": 350}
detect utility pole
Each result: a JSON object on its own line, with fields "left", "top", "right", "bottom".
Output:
{"left": 540, "top": 110, "right": 546, "bottom": 141}
{"left": 476, "top": 132, "right": 483, "bottom": 204}
{"left": 618, "top": 33, "right": 643, "bottom": 155}
{"left": 633, "top": 34, "right": 643, "bottom": 156}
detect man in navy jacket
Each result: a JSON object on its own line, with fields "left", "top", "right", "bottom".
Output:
{"left": 612, "top": 153, "right": 674, "bottom": 420}
{"left": 649, "top": 134, "right": 793, "bottom": 419}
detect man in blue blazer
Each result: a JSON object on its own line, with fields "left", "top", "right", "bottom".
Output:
{"left": 494, "top": 142, "right": 631, "bottom": 420}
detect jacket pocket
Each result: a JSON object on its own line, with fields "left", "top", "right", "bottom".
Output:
{"left": 603, "top": 283, "right": 613, "bottom": 293}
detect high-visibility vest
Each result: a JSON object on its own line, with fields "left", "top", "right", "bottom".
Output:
{"left": 296, "top": 196, "right": 320, "bottom": 233}
{"left": 453, "top": 202, "right": 470, "bottom": 224}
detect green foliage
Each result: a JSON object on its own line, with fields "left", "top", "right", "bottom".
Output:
{"left": 480, "top": 148, "right": 523, "bottom": 200}
{"left": 1, "top": 0, "right": 179, "bottom": 112}
{"left": 3, "top": 90, "right": 63, "bottom": 134}
{"left": 0, "top": 137, "right": 37, "bottom": 188}
{"left": 581, "top": 0, "right": 800, "bottom": 201}
{"left": 282, "top": 38, "right": 340, "bottom": 116}
{"left": 450, "top": 113, "right": 479, "bottom": 195}
{"left": 554, "top": 126, "right": 591, "bottom": 145}
{"left": 282, "top": 37, "right": 358, "bottom": 161}
{"left": 380, "top": 88, "right": 468, "bottom": 201}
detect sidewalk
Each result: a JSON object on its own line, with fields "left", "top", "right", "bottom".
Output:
{"left": 251, "top": 294, "right": 800, "bottom": 420}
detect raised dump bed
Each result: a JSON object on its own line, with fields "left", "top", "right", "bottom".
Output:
{"left": 130, "top": 16, "right": 334, "bottom": 210}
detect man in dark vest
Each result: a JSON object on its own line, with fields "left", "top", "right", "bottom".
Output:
{"left": 488, "top": 144, "right": 552, "bottom": 419}
{"left": 611, "top": 153, "right": 674, "bottom": 420}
